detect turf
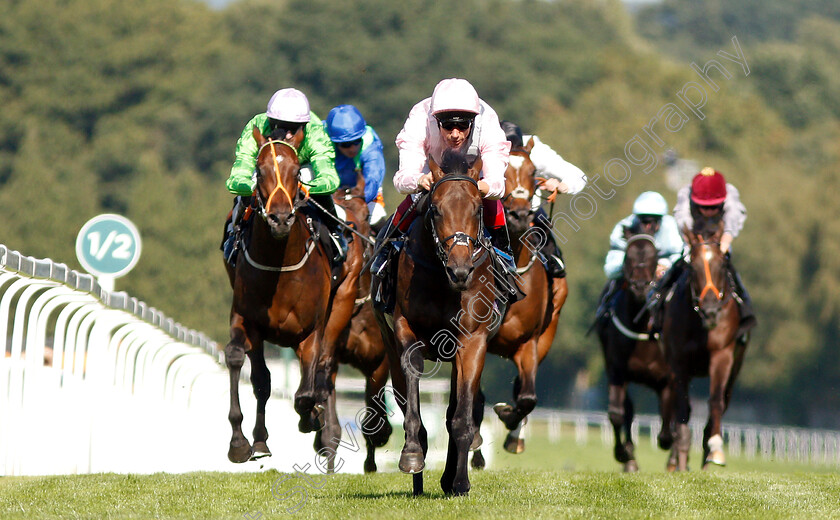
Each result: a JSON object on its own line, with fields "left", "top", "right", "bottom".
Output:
{"left": 2, "top": 428, "right": 838, "bottom": 520}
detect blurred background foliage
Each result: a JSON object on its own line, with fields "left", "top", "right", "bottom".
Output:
{"left": 1, "top": 0, "right": 838, "bottom": 426}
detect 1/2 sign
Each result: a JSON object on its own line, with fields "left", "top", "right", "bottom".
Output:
{"left": 76, "top": 214, "right": 142, "bottom": 279}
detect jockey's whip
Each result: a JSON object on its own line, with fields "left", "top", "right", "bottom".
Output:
{"left": 360, "top": 193, "right": 426, "bottom": 274}
{"left": 305, "top": 197, "right": 376, "bottom": 246}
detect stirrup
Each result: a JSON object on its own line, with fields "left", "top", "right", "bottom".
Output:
{"left": 330, "top": 232, "right": 347, "bottom": 262}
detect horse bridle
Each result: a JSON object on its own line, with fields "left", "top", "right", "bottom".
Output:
{"left": 253, "top": 139, "right": 308, "bottom": 220}
{"left": 688, "top": 240, "right": 733, "bottom": 313}
{"left": 426, "top": 174, "right": 487, "bottom": 266}
{"left": 624, "top": 234, "right": 658, "bottom": 293}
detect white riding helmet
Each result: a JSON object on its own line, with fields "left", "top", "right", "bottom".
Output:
{"left": 430, "top": 78, "right": 480, "bottom": 116}
{"left": 632, "top": 191, "right": 668, "bottom": 216}
{"left": 266, "top": 88, "right": 311, "bottom": 123}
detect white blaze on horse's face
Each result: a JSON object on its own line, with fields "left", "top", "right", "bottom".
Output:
{"left": 508, "top": 155, "right": 525, "bottom": 170}
{"left": 704, "top": 246, "right": 713, "bottom": 262}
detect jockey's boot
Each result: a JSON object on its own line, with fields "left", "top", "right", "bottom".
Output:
{"left": 488, "top": 224, "right": 525, "bottom": 306}
{"left": 221, "top": 196, "right": 249, "bottom": 267}
{"left": 726, "top": 257, "right": 757, "bottom": 343}
{"left": 371, "top": 216, "right": 401, "bottom": 314}
{"left": 647, "top": 258, "right": 687, "bottom": 334}
{"left": 532, "top": 208, "right": 566, "bottom": 278}
{"left": 594, "top": 279, "right": 619, "bottom": 322}
{"left": 311, "top": 194, "right": 348, "bottom": 263}
{"left": 489, "top": 224, "right": 515, "bottom": 272}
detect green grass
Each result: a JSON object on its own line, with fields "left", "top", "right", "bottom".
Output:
{"left": 2, "top": 428, "right": 839, "bottom": 519}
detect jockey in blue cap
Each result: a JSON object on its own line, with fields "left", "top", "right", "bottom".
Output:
{"left": 324, "top": 105, "right": 387, "bottom": 230}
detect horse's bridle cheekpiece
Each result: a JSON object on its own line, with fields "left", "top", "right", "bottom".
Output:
{"left": 254, "top": 139, "right": 306, "bottom": 219}
{"left": 426, "top": 175, "right": 488, "bottom": 266}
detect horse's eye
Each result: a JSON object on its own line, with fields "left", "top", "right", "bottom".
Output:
{"left": 429, "top": 204, "right": 440, "bottom": 217}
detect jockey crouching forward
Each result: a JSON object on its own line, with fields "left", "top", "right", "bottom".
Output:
{"left": 594, "top": 191, "right": 684, "bottom": 322}
{"left": 221, "top": 88, "right": 346, "bottom": 266}
{"left": 500, "top": 120, "right": 588, "bottom": 279}
{"left": 648, "top": 167, "right": 756, "bottom": 341}
{"left": 371, "top": 78, "right": 513, "bottom": 313}
{"left": 324, "top": 104, "right": 388, "bottom": 232}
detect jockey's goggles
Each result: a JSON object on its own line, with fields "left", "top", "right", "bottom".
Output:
{"left": 338, "top": 138, "right": 363, "bottom": 148}
{"left": 436, "top": 113, "right": 474, "bottom": 131}
{"left": 268, "top": 119, "right": 305, "bottom": 136}
{"left": 638, "top": 215, "right": 662, "bottom": 226}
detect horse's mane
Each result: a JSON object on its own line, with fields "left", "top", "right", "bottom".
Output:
{"left": 439, "top": 149, "right": 471, "bottom": 176}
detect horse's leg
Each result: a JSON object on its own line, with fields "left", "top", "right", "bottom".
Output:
{"left": 495, "top": 338, "right": 539, "bottom": 454}
{"left": 396, "top": 325, "right": 426, "bottom": 475}
{"left": 672, "top": 372, "right": 692, "bottom": 471}
{"left": 656, "top": 376, "right": 675, "bottom": 451}
{"left": 445, "top": 341, "right": 486, "bottom": 496}
{"left": 362, "top": 357, "right": 392, "bottom": 473}
{"left": 470, "top": 388, "right": 486, "bottom": 470}
{"left": 608, "top": 382, "right": 631, "bottom": 465}
{"left": 294, "top": 330, "right": 325, "bottom": 433}
{"left": 246, "top": 347, "right": 271, "bottom": 459}
{"left": 623, "top": 391, "right": 638, "bottom": 472}
{"left": 441, "top": 369, "right": 459, "bottom": 494}
{"left": 704, "top": 346, "right": 734, "bottom": 468}
{"left": 314, "top": 366, "right": 341, "bottom": 474}
{"left": 225, "top": 313, "right": 254, "bottom": 463}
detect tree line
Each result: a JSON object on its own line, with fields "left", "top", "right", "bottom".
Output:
{"left": 1, "top": 0, "right": 837, "bottom": 426}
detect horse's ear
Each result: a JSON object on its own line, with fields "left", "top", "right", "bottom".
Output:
{"left": 429, "top": 156, "right": 445, "bottom": 183}
{"left": 352, "top": 170, "right": 366, "bottom": 197}
{"left": 712, "top": 219, "right": 724, "bottom": 242}
{"left": 252, "top": 126, "right": 266, "bottom": 147}
{"left": 681, "top": 225, "right": 695, "bottom": 245}
{"left": 468, "top": 157, "right": 483, "bottom": 181}
{"left": 623, "top": 225, "right": 633, "bottom": 241}
{"left": 524, "top": 137, "right": 535, "bottom": 153}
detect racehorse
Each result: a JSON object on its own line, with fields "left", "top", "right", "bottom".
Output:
{"left": 375, "top": 150, "right": 494, "bottom": 496}
{"left": 324, "top": 175, "right": 393, "bottom": 473}
{"left": 471, "top": 140, "right": 567, "bottom": 467}
{"left": 223, "top": 127, "right": 352, "bottom": 464}
{"left": 661, "top": 221, "right": 746, "bottom": 471}
{"left": 595, "top": 229, "right": 673, "bottom": 472}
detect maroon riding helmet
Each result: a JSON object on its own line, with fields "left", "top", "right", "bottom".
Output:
{"left": 690, "top": 167, "right": 727, "bottom": 205}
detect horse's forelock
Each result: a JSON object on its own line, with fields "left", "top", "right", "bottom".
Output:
{"left": 439, "top": 149, "right": 471, "bottom": 176}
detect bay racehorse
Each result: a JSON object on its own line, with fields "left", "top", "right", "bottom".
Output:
{"left": 595, "top": 229, "right": 673, "bottom": 472}
{"left": 224, "top": 127, "right": 355, "bottom": 464}
{"left": 472, "top": 140, "right": 567, "bottom": 467}
{"left": 661, "top": 221, "right": 746, "bottom": 471}
{"left": 324, "top": 175, "right": 393, "bottom": 473}
{"left": 375, "top": 150, "right": 495, "bottom": 496}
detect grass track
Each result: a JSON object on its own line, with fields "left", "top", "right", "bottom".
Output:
{"left": 2, "top": 431, "right": 839, "bottom": 519}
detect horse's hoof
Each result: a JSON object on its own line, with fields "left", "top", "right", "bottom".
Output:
{"left": 364, "top": 459, "right": 378, "bottom": 473}
{"left": 658, "top": 433, "right": 674, "bottom": 451}
{"left": 250, "top": 442, "right": 271, "bottom": 460}
{"left": 470, "top": 431, "right": 483, "bottom": 451}
{"left": 493, "top": 403, "right": 519, "bottom": 430}
{"left": 623, "top": 460, "right": 639, "bottom": 473}
{"left": 313, "top": 404, "right": 326, "bottom": 429}
{"left": 228, "top": 441, "right": 252, "bottom": 464}
{"left": 503, "top": 433, "right": 525, "bottom": 454}
{"left": 399, "top": 450, "right": 425, "bottom": 474}
{"left": 369, "top": 420, "right": 393, "bottom": 448}
{"left": 471, "top": 450, "right": 486, "bottom": 470}
{"left": 704, "top": 450, "right": 726, "bottom": 467}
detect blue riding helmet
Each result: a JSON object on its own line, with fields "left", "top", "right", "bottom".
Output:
{"left": 325, "top": 105, "right": 367, "bottom": 143}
